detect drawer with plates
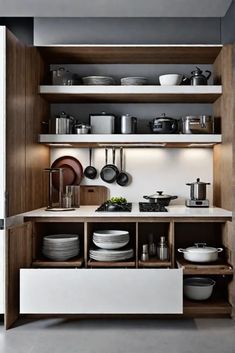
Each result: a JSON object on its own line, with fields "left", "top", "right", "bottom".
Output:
{"left": 20, "top": 268, "right": 183, "bottom": 314}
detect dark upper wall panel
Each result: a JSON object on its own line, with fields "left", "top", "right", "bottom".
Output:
{"left": 34, "top": 17, "right": 221, "bottom": 45}
{"left": 0, "top": 17, "right": 33, "bottom": 44}
{"left": 221, "top": 0, "right": 235, "bottom": 42}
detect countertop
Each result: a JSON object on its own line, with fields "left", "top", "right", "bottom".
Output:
{"left": 22, "top": 204, "right": 232, "bottom": 219}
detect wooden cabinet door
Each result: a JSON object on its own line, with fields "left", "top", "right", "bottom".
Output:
{"left": 5, "top": 222, "right": 32, "bottom": 329}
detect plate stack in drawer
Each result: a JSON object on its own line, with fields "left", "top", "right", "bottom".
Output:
{"left": 42, "top": 234, "right": 80, "bottom": 261}
{"left": 90, "top": 230, "right": 133, "bottom": 261}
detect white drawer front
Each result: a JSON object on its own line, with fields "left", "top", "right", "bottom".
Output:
{"left": 20, "top": 269, "right": 183, "bottom": 314}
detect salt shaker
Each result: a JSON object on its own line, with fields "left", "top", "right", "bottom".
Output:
{"left": 157, "top": 236, "right": 169, "bottom": 261}
{"left": 141, "top": 244, "right": 149, "bottom": 262}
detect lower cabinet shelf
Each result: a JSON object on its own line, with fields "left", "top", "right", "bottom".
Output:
{"left": 20, "top": 268, "right": 183, "bottom": 314}
{"left": 32, "top": 257, "right": 84, "bottom": 268}
{"left": 87, "top": 260, "right": 136, "bottom": 268}
{"left": 183, "top": 298, "right": 232, "bottom": 316}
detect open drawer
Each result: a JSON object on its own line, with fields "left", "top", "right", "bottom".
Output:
{"left": 20, "top": 268, "right": 183, "bottom": 314}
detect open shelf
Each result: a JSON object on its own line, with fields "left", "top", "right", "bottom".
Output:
{"left": 138, "top": 259, "right": 171, "bottom": 268}
{"left": 32, "top": 256, "right": 84, "bottom": 268}
{"left": 39, "top": 85, "right": 222, "bottom": 103}
{"left": 87, "top": 259, "right": 136, "bottom": 268}
{"left": 39, "top": 134, "right": 222, "bottom": 148}
{"left": 183, "top": 297, "right": 232, "bottom": 316}
{"left": 38, "top": 45, "right": 222, "bottom": 64}
{"left": 176, "top": 258, "right": 233, "bottom": 275}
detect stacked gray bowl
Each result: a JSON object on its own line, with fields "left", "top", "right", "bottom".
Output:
{"left": 42, "top": 234, "right": 80, "bottom": 261}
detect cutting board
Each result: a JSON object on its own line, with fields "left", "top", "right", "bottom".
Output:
{"left": 80, "top": 186, "right": 109, "bottom": 205}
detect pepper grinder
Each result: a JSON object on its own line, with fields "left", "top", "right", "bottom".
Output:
{"left": 141, "top": 244, "right": 149, "bottom": 262}
{"left": 157, "top": 236, "right": 169, "bottom": 261}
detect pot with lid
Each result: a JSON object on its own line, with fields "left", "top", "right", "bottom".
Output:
{"left": 178, "top": 243, "right": 223, "bottom": 263}
{"left": 149, "top": 114, "right": 178, "bottom": 134}
{"left": 186, "top": 178, "right": 210, "bottom": 200}
{"left": 181, "top": 115, "right": 214, "bottom": 134}
{"left": 143, "top": 191, "right": 178, "bottom": 206}
{"left": 74, "top": 123, "right": 91, "bottom": 134}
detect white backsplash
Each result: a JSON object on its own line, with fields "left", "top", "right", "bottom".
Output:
{"left": 51, "top": 148, "right": 213, "bottom": 205}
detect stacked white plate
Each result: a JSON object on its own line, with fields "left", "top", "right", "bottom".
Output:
{"left": 93, "top": 230, "right": 130, "bottom": 249}
{"left": 42, "top": 234, "right": 80, "bottom": 261}
{"left": 90, "top": 248, "right": 134, "bottom": 262}
{"left": 121, "top": 77, "right": 148, "bottom": 85}
{"left": 82, "top": 76, "right": 115, "bottom": 85}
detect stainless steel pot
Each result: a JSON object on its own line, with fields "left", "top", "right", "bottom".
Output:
{"left": 184, "top": 277, "right": 216, "bottom": 301}
{"left": 143, "top": 191, "right": 178, "bottom": 206}
{"left": 74, "top": 123, "right": 91, "bottom": 134}
{"left": 186, "top": 178, "right": 210, "bottom": 200}
{"left": 181, "top": 115, "right": 214, "bottom": 134}
{"left": 50, "top": 111, "right": 75, "bottom": 134}
{"left": 178, "top": 243, "right": 223, "bottom": 263}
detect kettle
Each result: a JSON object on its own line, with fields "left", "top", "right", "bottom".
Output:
{"left": 190, "top": 67, "right": 211, "bottom": 86}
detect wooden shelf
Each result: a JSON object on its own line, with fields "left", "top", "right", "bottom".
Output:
{"left": 183, "top": 297, "right": 232, "bottom": 316}
{"left": 39, "top": 134, "right": 222, "bottom": 148}
{"left": 88, "top": 259, "right": 136, "bottom": 268}
{"left": 38, "top": 45, "right": 222, "bottom": 64}
{"left": 32, "top": 256, "right": 84, "bottom": 268}
{"left": 177, "top": 258, "right": 233, "bottom": 275}
{"left": 39, "top": 85, "right": 222, "bottom": 103}
{"left": 138, "top": 259, "right": 171, "bottom": 268}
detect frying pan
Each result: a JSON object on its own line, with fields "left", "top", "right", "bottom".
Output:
{"left": 116, "top": 147, "right": 130, "bottom": 186}
{"left": 84, "top": 148, "right": 97, "bottom": 179}
{"left": 51, "top": 156, "right": 83, "bottom": 190}
{"left": 100, "top": 148, "right": 119, "bottom": 183}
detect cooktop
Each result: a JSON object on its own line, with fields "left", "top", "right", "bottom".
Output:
{"left": 139, "top": 202, "right": 168, "bottom": 212}
{"left": 96, "top": 203, "right": 132, "bottom": 212}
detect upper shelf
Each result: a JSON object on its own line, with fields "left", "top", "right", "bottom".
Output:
{"left": 37, "top": 45, "right": 222, "bottom": 64}
{"left": 39, "top": 85, "right": 222, "bottom": 103}
{"left": 39, "top": 134, "right": 222, "bottom": 148}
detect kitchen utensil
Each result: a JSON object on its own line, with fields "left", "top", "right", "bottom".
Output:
{"left": 50, "top": 111, "right": 75, "bottom": 134}
{"left": 121, "top": 77, "right": 148, "bottom": 85}
{"left": 90, "top": 112, "right": 116, "bottom": 134}
{"left": 80, "top": 186, "right": 109, "bottom": 205}
{"left": 51, "top": 67, "right": 66, "bottom": 85}
{"left": 178, "top": 243, "right": 223, "bottom": 263}
{"left": 42, "top": 234, "right": 80, "bottom": 261}
{"left": 84, "top": 148, "right": 97, "bottom": 179}
{"left": 51, "top": 156, "right": 83, "bottom": 190}
{"left": 65, "top": 185, "right": 80, "bottom": 208}
{"left": 143, "top": 191, "right": 178, "bottom": 206}
{"left": 183, "top": 277, "right": 216, "bottom": 301}
{"left": 141, "top": 244, "right": 149, "bottom": 262}
{"left": 74, "top": 123, "right": 91, "bottom": 134}
{"left": 82, "top": 76, "right": 115, "bottom": 85}
{"left": 157, "top": 236, "right": 169, "bottom": 261}
{"left": 100, "top": 148, "right": 119, "bottom": 184}
{"left": 89, "top": 248, "right": 134, "bottom": 262}
{"left": 186, "top": 178, "right": 210, "bottom": 200}
{"left": 120, "top": 114, "right": 137, "bottom": 134}
{"left": 93, "top": 230, "right": 130, "bottom": 250}
{"left": 190, "top": 67, "right": 212, "bottom": 85}
{"left": 159, "top": 74, "right": 182, "bottom": 86}
{"left": 116, "top": 148, "right": 130, "bottom": 186}
{"left": 149, "top": 114, "right": 178, "bottom": 134}
{"left": 181, "top": 115, "right": 214, "bottom": 134}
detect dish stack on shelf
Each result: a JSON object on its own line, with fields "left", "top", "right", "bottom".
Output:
{"left": 120, "top": 77, "right": 148, "bottom": 85}
{"left": 89, "top": 230, "right": 134, "bottom": 261}
{"left": 42, "top": 234, "right": 80, "bottom": 261}
{"left": 82, "top": 76, "right": 115, "bottom": 85}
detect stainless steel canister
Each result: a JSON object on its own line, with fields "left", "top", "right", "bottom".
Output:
{"left": 50, "top": 112, "right": 75, "bottom": 134}
{"left": 181, "top": 115, "right": 214, "bottom": 134}
{"left": 157, "top": 236, "right": 169, "bottom": 261}
{"left": 120, "top": 114, "right": 137, "bottom": 134}
{"left": 65, "top": 185, "right": 80, "bottom": 208}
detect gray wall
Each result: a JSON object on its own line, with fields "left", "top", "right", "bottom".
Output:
{"left": 34, "top": 17, "right": 221, "bottom": 45}
{"left": 0, "top": 17, "right": 33, "bottom": 44}
{"left": 222, "top": 0, "right": 235, "bottom": 43}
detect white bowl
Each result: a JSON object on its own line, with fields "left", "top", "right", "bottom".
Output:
{"left": 183, "top": 277, "right": 215, "bottom": 301}
{"left": 93, "top": 230, "right": 129, "bottom": 237}
{"left": 159, "top": 74, "right": 182, "bottom": 86}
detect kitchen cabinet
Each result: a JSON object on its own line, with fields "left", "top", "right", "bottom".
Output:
{"left": 1, "top": 27, "right": 234, "bottom": 327}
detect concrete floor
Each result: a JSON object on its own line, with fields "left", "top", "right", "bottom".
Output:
{"left": 0, "top": 318, "right": 235, "bottom": 353}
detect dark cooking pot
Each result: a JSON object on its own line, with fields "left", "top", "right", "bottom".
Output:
{"left": 143, "top": 191, "right": 178, "bottom": 206}
{"left": 149, "top": 114, "right": 178, "bottom": 134}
